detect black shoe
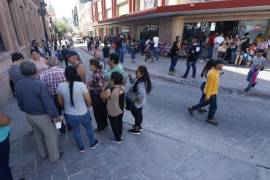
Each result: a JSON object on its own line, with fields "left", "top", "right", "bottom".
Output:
{"left": 79, "top": 147, "right": 85, "bottom": 153}
{"left": 128, "top": 129, "right": 141, "bottom": 135}
{"left": 188, "top": 107, "right": 193, "bottom": 116}
{"left": 206, "top": 119, "right": 218, "bottom": 126}
{"left": 182, "top": 76, "right": 187, "bottom": 79}
{"left": 90, "top": 140, "right": 99, "bottom": 150}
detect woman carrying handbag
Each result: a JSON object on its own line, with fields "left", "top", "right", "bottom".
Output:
{"left": 126, "top": 66, "right": 152, "bottom": 135}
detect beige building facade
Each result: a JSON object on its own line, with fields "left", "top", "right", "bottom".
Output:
{"left": 0, "top": 0, "right": 49, "bottom": 107}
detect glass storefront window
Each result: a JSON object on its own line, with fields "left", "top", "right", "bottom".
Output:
{"left": 0, "top": 33, "right": 5, "bottom": 52}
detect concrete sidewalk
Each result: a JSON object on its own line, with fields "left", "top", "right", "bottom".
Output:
{"left": 81, "top": 46, "right": 270, "bottom": 98}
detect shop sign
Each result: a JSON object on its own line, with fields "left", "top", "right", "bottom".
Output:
{"left": 144, "top": 0, "right": 155, "bottom": 8}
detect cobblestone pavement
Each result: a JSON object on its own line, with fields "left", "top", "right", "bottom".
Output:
{"left": 80, "top": 46, "right": 270, "bottom": 98}
{"left": 2, "top": 47, "right": 270, "bottom": 180}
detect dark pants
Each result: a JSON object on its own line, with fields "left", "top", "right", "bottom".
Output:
{"left": 93, "top": 105, "right": 108, "bottom": 130}
{"left": 9, "top": 80, "right": 15, "bottom": 97}
{"left": 191, "top": 94, "right": 217, "bottom": 120}
{"left": 131, "top": 107, "right": 143, "bottom": 128}
{"left": 64, "top": 58, "right": 69, "bottom": 67}
{"left": 0, "top": 134, "right": 13, "bottom": 180}
{"left": 53, "top": 94, "right": 71, "bottom": 133}
{"left": 184, "top": 61, "right": 197, "bottom": 78}
{"left": 108, "top": 114, "right": 123, "bottom": 141}
{"left": 169, "top": 56, "right": 178, "bottom": 72}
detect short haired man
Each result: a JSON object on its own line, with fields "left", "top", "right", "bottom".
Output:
{"left": 9, "top": 52, "right": 24, "bottom": 96}
{"left": 104, "top": 53, "right": 126, "bottom": 81}
{"left": 67, "top": 50, "right": 86, "bottom": 83}
{"left": 188, "top": 59, "right": 225, "bottom": 125}
{"left": 15, "top": 61, "right": 61, "bottom": 162}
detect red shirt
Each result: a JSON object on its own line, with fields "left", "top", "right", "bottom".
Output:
{"left": 208, "top": 35, "right": 216, "bottom": 47}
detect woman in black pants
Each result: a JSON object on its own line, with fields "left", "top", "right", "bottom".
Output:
{"left": 127, "top": 66, "right": 152, "bottom": 134}
{"left": 88, "top": 59, "right": 108, "bottom": 131}
{"left": 101, "top": 72, "right": 125, "bottom": 143}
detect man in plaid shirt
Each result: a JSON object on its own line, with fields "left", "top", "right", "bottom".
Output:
{"left": 40, "top": 57, "right": 69, "bottom": 133}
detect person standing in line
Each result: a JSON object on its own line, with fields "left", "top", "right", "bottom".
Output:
{"left": 101, "top": 72, "right": 125, "bottom": 144}
{"left": 8, "top": 52, "right": 24, "bottom": 96}
{"left": 212, "top": 33, "right": 224, "bottom": 60}
{"left": 67, "top": 51, "right": 86, "bottom": 83}
{"left": 40, "top": 57, "right": 71, "bottom": 133}
{"left": 15, "top": 61, "right": 61, "bottom": 162}
{"left": 245, "top": 49, "right": 265, "bottom": 92}
{"left": 153, "top": 34, "right": 159, "bottom": 61}
{"left": 234, "top": 33, "right": 250, "bottom": 66}
{"left": 0, "top": 112, "right": 13, "bottom": 180}
{"left": 169, "top": 40, "right": 181, "bottom": 75}
{"left": 104, "top": 53, "right": 127, "bottom": 81}
{"left": 102, "top": 42, "right": 110, "bottom": 71}
{"left": 182, "top": 39, "right": 201, "bottom": 79}
{"left": 140, "top": 36, "right": 146, "bottom": 55}
{"left": 30, "top": 49, "right": 49, "bottom": 77}
{"left": 57, "top": 66, "right": 98, "bottom": 152}
{"left": 87, "top": 59, "right": 108, "bottom": 131}
{"left": 188, "top": 59, "right": 225, "bottom": 125}
{"left": 126, "top": 66, "right": 152, "bottom": 134}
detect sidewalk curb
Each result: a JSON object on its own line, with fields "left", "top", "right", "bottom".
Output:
{"left": 78, "top": 47, "right": 270, "bottom": 99}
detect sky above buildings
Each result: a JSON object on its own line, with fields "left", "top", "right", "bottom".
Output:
{"left": 46, "top": 0, "right": 76, "bottom": 18}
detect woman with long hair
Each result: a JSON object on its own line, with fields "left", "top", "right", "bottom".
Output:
{"left": 101, "top": 72, "right": 125, "bottom": 144}
{"left": 126, "top": 66, "right": 152, "bottom": 134}
{"left": 57, "top": 66, "right": 98, "bottom": 152}
{"left": 87, "top": 59, "right": 108, "bottom": 131}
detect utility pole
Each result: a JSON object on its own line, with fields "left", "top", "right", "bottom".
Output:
{"left": 40, "top": 0, "right": 51, "bottom": 56}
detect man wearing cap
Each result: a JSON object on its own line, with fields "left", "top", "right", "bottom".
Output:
{"left": 67, "top": 50, "right": 86, "bottom": 83}
{"left": 188, "top": 59, "right": 225, "bottom": 125}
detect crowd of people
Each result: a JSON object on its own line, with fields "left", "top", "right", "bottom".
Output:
{"left": 1, "top": 38, "right": 153, "bottom": 179}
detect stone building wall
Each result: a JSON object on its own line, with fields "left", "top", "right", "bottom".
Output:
{"left": 0, "top": 0, "right": 48, "bottom": 107}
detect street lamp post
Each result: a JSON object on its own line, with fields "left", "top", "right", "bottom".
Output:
{"left": 40, "top": 0, "right": 51, "bottom": 56}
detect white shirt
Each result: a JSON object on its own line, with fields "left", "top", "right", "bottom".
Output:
{"left": 153, "top": 36, "right": 159, "bottom": 48}
{"left": 214, "top": 36, "right": 224, "bottom": 45}
{"left": 57, "top": 81, "right": 89, "bottom": 116}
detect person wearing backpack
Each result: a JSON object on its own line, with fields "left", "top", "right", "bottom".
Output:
{"left": 182, "top": 38, "right": 201, "bottom": 79}
{"left": 101, "top": 72, "right": 125, "bottom": 144}
{"left": 126, "top": 66, "right": 152, "bottom": 134}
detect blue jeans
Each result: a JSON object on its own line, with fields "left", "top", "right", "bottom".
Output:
{"left": 154, "top": 47, "right": 159, "bottom": 61}
{"left": 120, "top": 48, "right": 124, "bottom": 63}
{"left": 207, "top": 46, "right": 213, "bottom": 59}
{"left": 184, "top": 61, "right": 197, "bottom": 78}
{"left": 191, "top": 94, "right": 217, "bottom": 120}
{"left": 169, "top": 56, "right": 178, "bottom": 72}
{"left": 64, "top": 111, "right": 96, "bottom": 149}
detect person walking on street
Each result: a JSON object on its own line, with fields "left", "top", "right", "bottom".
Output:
{"left": 67, "top": 51, "right": 86, "bottom": 83}
{"left": 102, "top": 42, "right": 110, "bottom": 71}
{"left": 207, "top": 32, "right": 216, "bottom": 59}
{"left": 101, "top": 72, "right": 125, "bottom": 144}
{"left": 57, "top": 66, "right": 98, "bottom": 152}
{"left": 8, "top": 52, "right": 24, "bottom": 96}
{"left": 126, "top": 66, "right": 152, "bottom": 134}
{"left": 104, "top": 53, "right": 126, "bottom": 81}
{"left": 212, "top": 33, "right": 224, "bottom": 60}
{"left": 182, "top": 39, "right": 201, "bottom": 79}
{"left": 153, "top": 34, "right": 159, "bottom": 61}
{"left": 61, "top": 45, "right": 69, "bottom": 67}
{"left": 87, "top": 59, "right": 108, "bottom": 131}
{"left": 245, "top": 49, "right": 265, "bottom": 92}
{"left": 0, "top": 112, "right": 13, "bottom": 180}
{"left": 188, "top": 59, "right": 225, "bottom": 125}
{"left": 40, "top": 57, "right": 70, "bottom": 133}
{"left": 15, "top": 61, "right": 61, "bottom": 162}
{"left": 169, "top": 40, "right": 181, "bottom": 75}
{"left": 130, "top": 39, "right": 136, "bottom": 63}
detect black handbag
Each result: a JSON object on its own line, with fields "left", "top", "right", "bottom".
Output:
{"left": 90, "top": 91, "right": 104, "bottom": 107}
{"left": 125, "top": 96, "right": 135, "bottom": 111}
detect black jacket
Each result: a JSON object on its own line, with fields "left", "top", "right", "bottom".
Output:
{"left": 187, "top": 44, "right": 200, "bottom": 61}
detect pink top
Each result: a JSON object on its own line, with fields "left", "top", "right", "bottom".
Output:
{"left": 32, "top": 57, "right": 49, "bottom": 77}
